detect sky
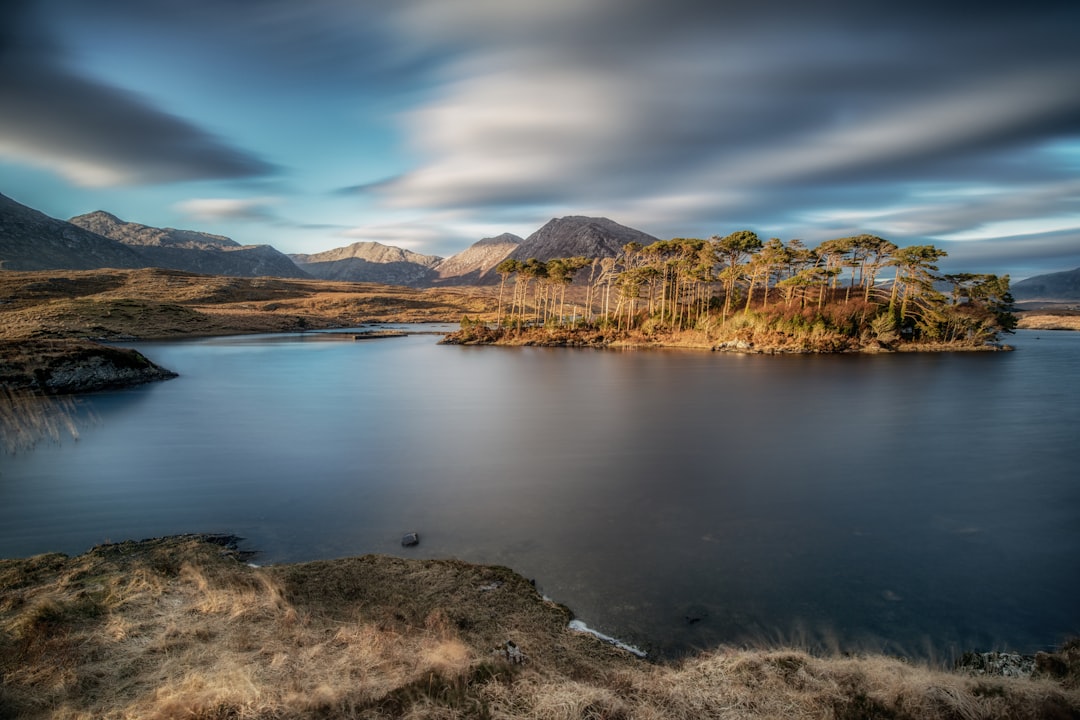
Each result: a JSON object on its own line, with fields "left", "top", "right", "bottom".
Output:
{"left": 2, "top": 0, "right": 1078, "bottom": 280}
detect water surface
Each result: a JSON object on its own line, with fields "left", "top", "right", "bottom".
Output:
{"left": 2, "top": 327, "right": 1077, "bottom": 658}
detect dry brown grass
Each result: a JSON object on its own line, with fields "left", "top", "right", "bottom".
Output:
{"left": 0, "top": 268, "right": 498, "bottom": 342}
{"left": 2, "top": 536, "right": 1076, "bottom": 720}
{"left": 1016, "top": 314, "right": 1080, "bottom": 331}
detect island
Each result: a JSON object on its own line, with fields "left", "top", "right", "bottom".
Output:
{"left": 441, "top": 234, "right": 1018, "bottom": 353}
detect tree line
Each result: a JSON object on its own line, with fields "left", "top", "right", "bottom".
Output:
{"left": 486, "top": 232, "right": 1016, "bottom": 347}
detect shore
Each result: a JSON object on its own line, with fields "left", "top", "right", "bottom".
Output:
{"left": 2, "top": 534, "right": 1077, "bottom": 719}
{"left": 438, "top": 323, "right": 1015, "bottom": 354}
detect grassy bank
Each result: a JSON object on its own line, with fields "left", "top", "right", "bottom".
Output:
{"left": 440, "top": 320, "right": 1013, "bottom": 354}
{"left": 0, "top": 269, "right": 497, "bottom": 342}
{"left": 1016, "top": 314, "right": 1080, "bottom": 331}
{"left": 2, "top": 535, "right": 1076, "bottom": 719}
{"left": 0, "top": 268, "right": 498, "bottom": 403}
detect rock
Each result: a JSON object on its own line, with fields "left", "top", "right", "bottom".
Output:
{"left": 955, "top": 651, "right": 1036, "bottom": 678}
{"left": 495, "top": 639, "right": 528, "bottom": 664}
{"left": 401, "top": 532, "right": 419, "bottom": 547}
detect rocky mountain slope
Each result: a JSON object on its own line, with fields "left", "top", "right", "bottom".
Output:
{"left": 509, "top": 216, "right": 660, "bottom": 263}
{"left": 1012, "top": 267, "right": 1080, "bottom": 300}
{"left": 291, "top": 241, "right": 443, "bottom": 286}
{"left": 69, "top": 210, "right": 308, "bottom": 279}
{"left": 430, "top": 233, "right": 522, "bottom": 285}
{"left": 4, "top": 192, "right": 665, "bottom": 289}
{"left": 0, "top": 193, "right": 145, "bottom": 271}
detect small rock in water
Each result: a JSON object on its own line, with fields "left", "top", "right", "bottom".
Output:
{"left": 401, "top": 532, "right": 419, "bottom": 547}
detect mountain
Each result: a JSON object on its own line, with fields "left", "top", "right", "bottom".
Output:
{"left": 69, "top": 211, "right": 308, "bottom": 279}
{"left": 0, "top": 193, "right": 145, "bottom": 271}
{"left": 508, "top": 216, "right": 660, "bottom": 263}
{"left": 1012, "top": 267, "right": 1080, "bottom": 301}
{"left": 290, "top": 242, "right": 442, "bottom": 286}
{"left": 430, "top": 233, "right": 522, "bottom": 285}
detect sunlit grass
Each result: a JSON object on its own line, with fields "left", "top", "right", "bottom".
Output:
{"left": 2, "top": 536, "right": 1076, "bottom": 719}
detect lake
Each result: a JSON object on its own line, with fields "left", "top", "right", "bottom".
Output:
{"left": 2, "top": 327, "right": 1078, "bottom": 660}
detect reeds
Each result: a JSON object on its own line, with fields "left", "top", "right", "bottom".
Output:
{"left": 0, "top": 386, "right": 83, "bottom": 454}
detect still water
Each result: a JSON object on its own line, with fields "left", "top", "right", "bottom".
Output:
{"left": 2, "top": 327, "right": 1078, "bottom": 659}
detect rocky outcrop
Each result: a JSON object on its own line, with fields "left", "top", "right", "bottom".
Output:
{"left": 431, "top": 233, "right": 522, "bottom": 285}
{"left": 0, "top": 339, "right": 177, "bottom": 394}
{"left": 291, "top": 241, "right": 442, "bottom": 286}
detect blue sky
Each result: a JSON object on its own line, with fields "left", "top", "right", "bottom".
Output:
{"left": 2, "top": 0, "right": 1078, "bottom": 279}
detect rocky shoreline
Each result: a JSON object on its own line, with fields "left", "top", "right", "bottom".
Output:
{"left": 439, "top": 325, "right": 1014, "bottom": 354}
{"left": 0, "top": 338, "right": 177, "bottom": 394}
{"left": 2, "top": 534, "right": 1077, "bottom": 719}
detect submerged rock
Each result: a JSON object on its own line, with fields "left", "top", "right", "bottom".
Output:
{"left": 401, "top": 532, "right": 419, "bottom": 547}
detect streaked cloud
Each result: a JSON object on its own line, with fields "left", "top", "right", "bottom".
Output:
{"left": 0, "top": 2, "right": 276, "bottom": 187}
{"left": 1, "top": 0, "right": 1078, "bottom": 277}
{"left": 174, "top": 197, "right": 282, "bottom": 223}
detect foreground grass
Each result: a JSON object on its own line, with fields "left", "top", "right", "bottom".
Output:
{"left": 2, "top": 536, "right": 1077, "bottom": 719}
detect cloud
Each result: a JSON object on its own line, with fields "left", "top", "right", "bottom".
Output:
{"left": 0, "top": 2, "right": 276, "bottom": 187}
{"left": 174, "top": 197, "right": 281, "bottom": 223}
{"left": 338, "top": 219, "right": 476, "bottom": 257}
{"left": 368, "top": 0, "right": 1080, "bottom": 259}
{"left": 936, "top": 229, "right": 1080, "bottom": 280}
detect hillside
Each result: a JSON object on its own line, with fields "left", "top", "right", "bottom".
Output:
{"left": 0, "top": 193, "right": 145, "bottom": 271}
{"left": 1, "top": 534, "right": 1076, "bottom": 719}
{"left": 291, "top": 241, "right": 442, "bottom": 286}
{"left": 431, "top": 233, "right": 522, "bottom": 285}
{"left": 0, "top": 268, "right": 496, "bottom": 343}
{"left": 1012, "top": 267, "right": 1080, "bottom": 301}
{"left": 69, "top": 210, "right": 309, "bottom": 279}
{"left": 509, "top": 216, "right": 660, "bottom": 262}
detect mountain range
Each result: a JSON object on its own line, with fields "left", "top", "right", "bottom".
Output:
{"left": 6, "top": 191, "right": 1075, "bottom": 299}
{"left": 1011, "top": 267, "right": 1080, "bottom": 301}
{"left": 1, "top": 191, "right": 659, "bottom": 287}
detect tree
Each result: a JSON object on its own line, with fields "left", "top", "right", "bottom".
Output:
{"left": 853, "top": 235, "right": 897, "bottom": 302}
{"left": 713, "top": 230, "right": 762, "bottom": 318}
{"left": 494, "top": 258, "right": 520, "bottom": 327}
{"left": 747, "top": 237, "right": 789, "bottom": 311}
{"left": 889, "top": 245, "right": 947, "bottom": 322}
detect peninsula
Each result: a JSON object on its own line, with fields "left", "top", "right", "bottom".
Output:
{"left": 2, "top": 534, "right": 1077, "bottom": 719}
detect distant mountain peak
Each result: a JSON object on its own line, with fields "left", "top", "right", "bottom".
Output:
{"left": 1, "top": 193, "right": 145, "bottom": 271}
{"left": 509, "top": 215, "right": 659, "bottom": 262}
{"left": 431, "top": 233, "right": 522, "bottom": 285}
{"left": 474, "top": 232, "right": 524, "bottom": 247}
{"left": 289, "top": 241, "right": 442, "bottom": 286}
{"left": 1012, "top": 267, "right": 1080, "bottom": 301}
{"left": 70, "top": 211, "right": 239, "bottom": 249}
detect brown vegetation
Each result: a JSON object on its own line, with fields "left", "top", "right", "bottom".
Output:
{"left": 2, "top": 536, "right": 1077, "bottom": 719}
{"left": 0, "top": 268, "right": 499, "bottom": 399}
{"left": 0, "top": 268, "right": 498, "bottom": 342}
{"left": 1016, "top": 313, "right": 1080, "bottom": 331}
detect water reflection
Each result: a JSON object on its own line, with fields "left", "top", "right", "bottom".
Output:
{"left": 1, "top": 328, "right": 1077, "bottom": 658}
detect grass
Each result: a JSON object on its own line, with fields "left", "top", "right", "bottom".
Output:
{"left": 1016, "top": 314, "right": 1080, "bottom": 331}
{"left": 0, "top": 268, "right": 499, "bottom": 404}
{"left": 2, "top": 535, "right": 1077, "bottom": 719}
{"left": 0, "top": 268, "right": 498, "bottom": 342}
